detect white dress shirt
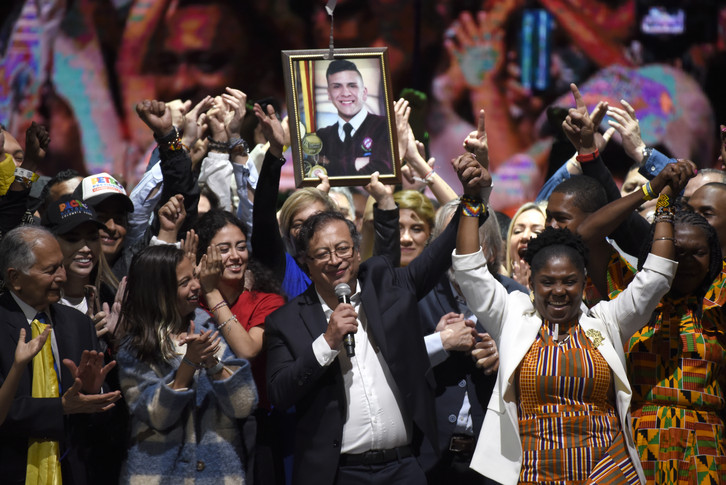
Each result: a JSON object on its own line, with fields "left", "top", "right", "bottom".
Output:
{"left": 335, "top": 108, "right": 369, "bottom": 142}
{"left": 311, "top": 281, "right": 412, "bottom": 453}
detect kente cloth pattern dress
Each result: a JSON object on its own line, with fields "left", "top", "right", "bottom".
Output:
{"left": 626, "top": 295, "right": 726, "bottom": 484}
{"left": 518, "top": 322, "right": 640, "bottom": 484}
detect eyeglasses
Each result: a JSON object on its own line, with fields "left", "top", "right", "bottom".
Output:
{"left": 309, "top": 245, "right": 354, "bottom": 262}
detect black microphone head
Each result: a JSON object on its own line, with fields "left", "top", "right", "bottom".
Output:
{"left": 334, "top": 283, "right": 351, "bottom": 299}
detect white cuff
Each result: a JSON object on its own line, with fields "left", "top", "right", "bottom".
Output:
{"left": 425, "top": 332, "right": 449, "bottom": 367}
{"left": 312, "top": 333, "right": 339, "bottom": 366}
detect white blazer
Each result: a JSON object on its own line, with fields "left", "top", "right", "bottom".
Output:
{"left": 452, "top": 249, "right": 677, "bottom": 485}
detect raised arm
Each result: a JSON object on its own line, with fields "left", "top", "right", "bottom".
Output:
{"left": 250, "top": 103, "right": 288, "bottom": 281}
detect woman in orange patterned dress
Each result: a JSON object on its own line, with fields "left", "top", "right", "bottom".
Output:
{"left": 451, "top": 168, "right": 683, "bottom": 484}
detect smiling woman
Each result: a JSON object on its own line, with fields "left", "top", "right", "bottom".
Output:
{"left": 116, "top": 244, "right": 257, "bottom": 484}
{"left": 453, "top": 187, "right": 679, "bottom": 484}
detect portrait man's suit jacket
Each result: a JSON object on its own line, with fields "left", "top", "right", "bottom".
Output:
{"left": 265, "top": 210, "right": 467, "bottom": 485}
{"left": 0, "top": 291, "right": 103, "bottom": 485}
{"left": 317, "top": 112, "right": 392, "bottom": 177}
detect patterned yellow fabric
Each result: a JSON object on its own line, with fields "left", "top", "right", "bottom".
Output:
{"left": 703, "top": 260, "right": 726, "bottom": 311}
{"left": 517, "top": 323, "right": 640, "bottom": 484}
{"left": 26, "top": 317, "right": 62, "bottom": 485}
{"left": 627, "top": 296, "right": 726, "bottom": 484}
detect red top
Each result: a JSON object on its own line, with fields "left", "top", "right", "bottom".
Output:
{"left": 206, "top": 290, "right": 285, "bottom": 410}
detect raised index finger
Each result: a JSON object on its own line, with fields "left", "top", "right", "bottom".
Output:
{"left": 476, "top": 109, "right": 486, "bottom": 135}
{"left": 570, "top": 83, "right": 585, "bottom": 110}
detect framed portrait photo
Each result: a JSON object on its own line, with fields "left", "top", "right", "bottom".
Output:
{"left": 282, "top": 47, "right": 400, "bottom": 187}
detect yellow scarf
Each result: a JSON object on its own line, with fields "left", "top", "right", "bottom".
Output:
{"left": 0, "top": 153, "right": 15, "bottom": 196}
{"left": 26, "top": 316, "right": 62, "bottom": 485}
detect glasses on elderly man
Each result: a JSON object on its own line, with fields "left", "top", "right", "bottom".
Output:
{"left": 308, "top": 244, "right": 354, "bottom": 262}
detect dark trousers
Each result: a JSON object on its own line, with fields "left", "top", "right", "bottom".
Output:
{"left": 334, "top": 455, "right": 426, "bottom": 485}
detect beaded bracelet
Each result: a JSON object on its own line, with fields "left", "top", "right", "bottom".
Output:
{"left": 210, "top": 301, "right": 228, "bottom": 313}
{"left": 641, "top": 182, "right": 656, "bottom": 201}
{"left": 575, "top": 148, "right": 599, "bottom": 163}
{"left": 654, "top": 213, "right": 674, "bottom": 224}
{"left": 461, "top": 196, "right": 484, "bottom": 218}
{"left": 655, "top": 193, "right": 671, "bottom": 209}
{"left": 208, "top": 137, "right": 230, "bottom": 153}
{"left": 218, "top": 315, "right": 238, "bottom": 332}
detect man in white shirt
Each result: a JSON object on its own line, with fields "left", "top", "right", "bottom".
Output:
{"left": 266, "top": 208, "right": 464, "bottom": 484}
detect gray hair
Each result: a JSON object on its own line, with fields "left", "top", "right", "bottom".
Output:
{"left": 0, "top": 226, "right": 53, "bottom": 279}
{"left": 433, "top": 199, "right": 503, "bottom": 274}
{"left": 329, "top": 187, "right": 356, "bottom": 221}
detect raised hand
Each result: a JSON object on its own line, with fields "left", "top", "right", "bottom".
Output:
{"left": 24, "top": 122, "right": 50, "bottom": 168}
{"left": 157, "top": 194, "right": 187, "bottom": 243}
{"left": 181, "top": 95, "right": 213, "bottom": 149}
{"left": 136, "top": 100, "right": 173, "bottom": 138}
{"left": 444, "top": 8, "right": 512, "bottom": 87}
{"left": 315, "top": 173, "right": 330, "bottom": 194}
{"left": 198, "top": 244, "right": 223, "bottom": 294}
{"left": 63, "top": 350, "right": 116, "bottom": 395}
{"left": 253, "top": 103, "right": 285, "bottom": 157}
{"left": 463, "top": 109, "right": 489, "bottom": 169}
{"left": 222, "top": 87, "right": 247, "bottom": 138}
{"left": 511, "top": 258, "right": 531, "bottom": 287}
{"left": 562, "top": 84, "right": 606, "bottom": 154}
{"left": 607, "top": 99, "right": 646, "bottom": 163}
{"left": 14, "top": 327, "right": 51, "bottom": 366}
{"left": 102, "top": 276, "right": 126, "bottom": 337}
{"left": 393, "top": 98, "right": 411, "bottom": 159}
{"left": 363, "top": 171, "right": 395, "bottom": 210}
{"left": 181, "top": 229, "right": 199, "bottom": 265}
{"left": 453, "top": 152, "right": 490, "bottom": 197}
{"left": 207, "top": 99, "right": 229, "bottom": 143}
{"left": 91, "top": 310, "right": 108, "bottom": 339}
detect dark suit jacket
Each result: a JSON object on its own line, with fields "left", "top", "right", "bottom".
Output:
{"left": 417, "top": 273, "right": 527, "bottom": 471}
{"left": 0, "top": 292, "right": 103, "bottom": 485}
{"left": 265, "top": 210, "right": 466, "bottom": 485}
{"left": 317, "top": 112, "right": 392, "bottom": 177}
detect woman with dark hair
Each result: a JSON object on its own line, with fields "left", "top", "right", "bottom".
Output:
{"left": 451, "top": 167, "right": 682, "bottom": 483}
{"left": 192, "top": 209, "right": 285, "bottom": 483}
{"left": 116, "top": 245, "right": 257, "bottom": 484}
{"left": 192, "top": 209, "right": 283, "bottom": 373}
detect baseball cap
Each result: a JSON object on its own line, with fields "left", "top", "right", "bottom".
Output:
{"left": 74, "top": 173, "right": 134, "bottom": 213}
{"left": 41, "top": 196, "right": 107, "bottom": 235}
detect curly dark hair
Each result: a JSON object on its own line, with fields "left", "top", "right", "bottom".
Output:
{"left": 193, "top": 209, "right": 281, "bottom": 295}
{"left": 523, "top": 227, "right": 589, "bottom": 276}
{"left": 637, "top": 207, "right": 722, "bottom": 299}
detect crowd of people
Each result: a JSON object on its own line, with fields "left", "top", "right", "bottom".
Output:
{"left": 0, "top": 63, "right": 726, "bottom": 485}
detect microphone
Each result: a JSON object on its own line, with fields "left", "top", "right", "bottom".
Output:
{"left": 334, "top": 283, "right": 355, "bottom": 357}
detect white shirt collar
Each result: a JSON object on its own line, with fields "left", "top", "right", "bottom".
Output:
{"left": 10, "top": 291, "right": 50, "bottom": 323}
{"left": 336, "top": 108, "right": 369, "bottom": 141}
